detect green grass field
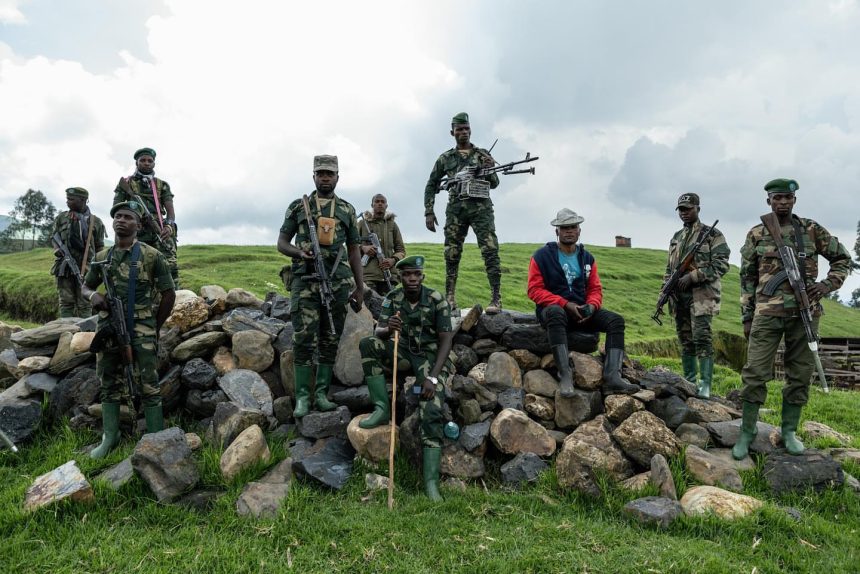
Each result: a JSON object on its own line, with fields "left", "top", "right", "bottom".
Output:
{"left": 1, "top": 361, "right": 859, "bottom": 573}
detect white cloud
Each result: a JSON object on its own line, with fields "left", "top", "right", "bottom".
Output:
{"left": 0, "top": 0, "right": 26, "bottom": 24}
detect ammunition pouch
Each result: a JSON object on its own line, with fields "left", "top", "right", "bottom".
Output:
{"left": 89, "top": 324, "right": 116, "bottom": 353}
{"left": 317, "top": 216, "right": 336, "bottom": 246}
{"left": 456, "top": 178, "right": 491, "bottom": 200}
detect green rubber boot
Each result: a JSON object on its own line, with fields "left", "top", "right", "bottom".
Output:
{"left": 697, "top": 356, "right": 714, "bottom": 399}
{"left": 781, "top": 402, "right": 806, "bottom": 455}
{"left": 681, "top": 354, "right": 698, "bottom": 384}
{"left": 90, "top": 401, "right": 121, "bottom": 459}
{"left": 359, "top": 375, "right": 390, "bottom": 429}
{"left": 732, "top": 401, "right": 760, "bottom": 460}
{"left": 423, "top": 447, "right": 442, "bottom": 502}
{"left": 144, "top": 404, "right": 164, "bottom": 433}
{"left": 314, "top": 364, "right": 337, "bottom": 412}
{"left": 293, "top": 365, "right": 313, "bottom": 418}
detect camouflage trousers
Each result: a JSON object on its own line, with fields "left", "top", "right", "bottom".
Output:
{"left": 96, "top": 336, "right": 160, "bottom": 407}
{"left": 290, "top": 274, "right": 351, "bottom": 366}
{"left": 672, "top": 292, "right": 714, "bottom": 358}
{"left": 140, "top": 233, "right": 180, "bottom": 288}
{"left": 740, "top": 314, "right": 819, "bottom": 406}
{"left": 359, "top": 335, "right": 450, "bottom": 448}
{"left": 56, "top": 275, "right": 91, "bottom": 318}
{"left": 444, "top": 198, "right": 501, "bottom": 288}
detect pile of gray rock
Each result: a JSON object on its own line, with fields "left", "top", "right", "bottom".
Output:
{"left": 2, "top": 286, "right": 857, "bottom": 523}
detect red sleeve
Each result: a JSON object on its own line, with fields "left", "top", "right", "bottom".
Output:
{"left": 527, "top": 258, "right": 569, "bottom": 308}
{"left": 585, "top": 259, "right": 603, "bottom": 309}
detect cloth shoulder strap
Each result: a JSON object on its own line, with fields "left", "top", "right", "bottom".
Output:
{"left": 314, "top": 193, "right": 336, "bottom": 217}
{"left": 125, "top": 242, "right": 142, "bottom": 333}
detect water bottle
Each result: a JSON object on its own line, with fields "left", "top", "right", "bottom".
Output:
{"left": 443, "top": 421, "right": 460, "bottom": 440}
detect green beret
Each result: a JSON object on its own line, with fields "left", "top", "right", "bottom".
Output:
{"left": 110, "top": 200, "right": 144, "bottom": 221}
{"left": 451, "top": 112, "right": 470, "bottom": 125}
{"left": 675, "top": 193, "right": 700, "bottom": 209}
{"left": 313, "top": 154, "right": 339, "bottom": 173}
{"left": 65, "top": 187, "right": 89, "bottom": 199}
{"left": 134, "top": 147, "right": 156, "bottom": 160}
{"left": 764, "top": 178, "right": 798, "bottom": 194}
{"left": 395, "top": 255, "right": 425, "bottom": 270}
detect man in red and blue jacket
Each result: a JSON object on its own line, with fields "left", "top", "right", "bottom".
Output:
{"left": 527, "top": 208, "right": 639, "bottom": 397}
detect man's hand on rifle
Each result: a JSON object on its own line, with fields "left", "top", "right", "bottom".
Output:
{"left": 425, "top": 214, "right": 438, "bottom": 233}
{"left": 807, "top": 282, "right": 829, "bottom": 302}
{"left": 380, "top": 258, "right": 395, "bottom": 270}
{"left": 481, "top": 156, "right": 494, "bottom": 169}
{"left": 362, "top": 245, "right": 377, "bottom": 257}
{"left": 678, "top": 273, "right": 695, "bottom": 291}
{"left": 159, "top": 225, "right": 174, "bottom": 240}
{"left": 298, "top": 249, "right": 314, "bottom": 261}
{"left": 743, "top": 321, "right": 752, "bottom": 340}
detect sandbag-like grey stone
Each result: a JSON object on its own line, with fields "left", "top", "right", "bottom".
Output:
{"left": 22, "top": 372, "right": 59, "bottom": 395}
{"left": 334, "top": 307, "right": 375, "bottom": 386}
{"left": 185, "top": 388, "right": 228, "bottom": 418}
{"left": 623, "top": 496, "right": 683, "bottom": 529}
{"left": 347, "top": 415, "right": 397, "bottom": 463}
{"left": 452, "top": 344, "right": 480, "bottom": 376}
{"left": 131, "top": 427, "right": 199, "bottom": 502}
{"left": 650, "top": 454, "right": 677, "bottom": 500}
{"left": 331, "top": 386, "right": 371, "bottom": 411}
{"left": 95, "top": 457, "right": 134, "bottom": 490}
{"left": 475, "top": 312, "right": 514, "bottom": 338}
{"left": 497, "top": 387, "right": 525, "bottom": 411}
{"left": 500, "top": 324, "right": 551, "bottom": 355}
{"left": 604, "top": 394, "right": 643, "bottom": 424}
{"left": 648, "top": 395, "right": 690, "bottom": 430}
{"left": 226, "top": 288, "right": 263, "bottom": 309}
{"left": 490, "top": 408, "right": 556, "bottom": 456}
{"left": 212, "top": 401, "right": 267, "bottom": 448}
{"left": 292, "top": 437, "right": 355, "bottom": 490}
{"left": 675, "top": 423, "right": 710, "bottom": 448}
{"left": 236, "top": 481, "right": 290, "bottom": 518}
{"left": 556, "top": 416, "right": 633, "bottom": 495}
{"left": 706, "top": 419, "right": 779, "bottom": 454}
{"left": 273, "top": 396, "right": 293, "bottom": 424}
{"left": 685, "top": 397, "right": 738, "bottom": 424}
{"left": 458, "top": 399, "right": 483, "bottom": 425}
{"left": 181, "top": 358, "right": 218, "bottom": 390}
{"left": 524, "top": 394, "right": 555, "bottom": 420}
{"left": 460, "top": 420, "right": 492, "bottom": 452}
{"left": 0, "top": 398, "right": 41, "bottom": 444}
{"left": 441, "top": 443, "right": 485, "bottom": 478}
{"left": 171, "top": 332, "right": 229, "bottom": 361}
{"left": 763, "top": 450, "right": 844, "bottom": 494}
{"left": 264, "top": 292, "right": 292, "bottom": 322}
{"left": 231, "top": 330, "right": 275, "bottom": 372}
{"left": 218, "top": 369, "right": 274, "bottom": 416}
{"left": 501, "top": 452, "right": 547, "bottom": 484}
{"left": 48, "top": 366, "right": 100, "bottom": 420}
{"left": 11, "top": 321, "right": 80, "bottom": 348}
{"left": 222, "top": 307, "right": 285, "bottom": 338}
{"left": 554, "top": 388, "right": 601, "bottom": 430}
{"left": 509, "top": 349, "right": 541, "bottom": 371}
{"left": 272, "top": 324, "right": 295, "bottom": 356}
{"left": 296, "top": 405, "right": 351, "bottom": 439}
{"left": 680, "top": 485, "right": 763, "bottom": 519}
{"left": 472, "top": 338, "right": 507, "bottom": 357}
{"left": 48, "top": 331, "right": 91, "bottom": 375}
{"left": 684, "top": 445, "right": 743, "bottom": 492}
{"left": 523, "top": 369, "right": 559, "bottom": 398}
{"left": 638, "top": 368, "right": 696, "bottom": 398}
{"left": 612, "top": 411, "right": 682, "bottom": 467}
{"left": 24, "top": 460, "right": 93, "bottom": 511}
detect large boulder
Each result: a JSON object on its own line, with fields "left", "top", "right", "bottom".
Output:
{"left": 48, "top": 331, "right": 91, "bottom": 375}
{"left": 685, "top": 397, "right": 738, "bottom": 424}
{"left": 556, "top": 416, "right": 633, "bottom": 494}
{"left": 706, "top": 419, "right": 779, "bottom": 454}
{"left": 647, "top": 395, "right": 691, "bottom": 430}
{"left": 334, "top": 307, "right": 375, "bottom": 387}
{"left": 131, "top": 427, "right": 199, "bottom": 502}
{"left": 171, "top": 332, "right": 229, "bottom": 362}
{"left": 48, "top": 366, "right": 100, "bottom": 420}
{"left": 185, "top": 388, "right": 228, "bottom": 418}
{"left": 231, "top": 330, "right": 275, "bottom": 372}
{"left": 181, "top": 358, "right": 218, "bottom": 390}
{"left": 523, "top": 369, "right": 559, "bottom": 398}
{"left": 571, "top": 352, "right": 604, "bottom": 391}
{"left": 296, "top": 405, "right": 351, "bottom": 439}
{"left": 500, "top": 452, "right": 547, "bottom": 485}
{"left": 489, "top": 408, "right": 556, "bottom": 456}
{"left": 347, "top": 415, "right": 396, "bottom": 463}
{"left": 225, "top": 288, "right": 263, "bottom": 309}
{"left": 0, "top": 398, "right": 42, "bottom": 444}
{"left": 680, "top": 485, "right": 763, "bottom": 520}
{"left": 218, "top": 369, "right": 274, "bottom": 417}
{"left": 604, "top": 394, "right": 644, "bottom": 424}
{"left": 291, "top": 437, "right": 355, "bottom": 490}
{"left": 220, "top": 424, "right": 271, "bottom": 482}
{"left": 684, "top": 445, "right": 743, "bottom": 492}
{"left": 554, "top": 388, "right": 601, "bottom": 430}
{"left": 24, "top": 460, "right": 93, "bottom": 511}
{"left": 483, "top": 352, "right": 522, "bottom": 390}
{"left": 500, "top": 324, "right": 551, "bottom": 355}
{"left": 509, "top": 349, "right": 541, "bottom": 371}
{"left": 11, "top": 321, "right": 80, "bottom": 349}
{"left": 222, "top": 308, "right": 285, "bottom": 338}
{"left": 623, "top": 496, "right": 683, "bottom": 529}
{"left": 441, "top": 443, "right": 486, "bottom": 479}
{"left": 763, "top": 450, "right": 844, "bottom": 494}
{"left": 164, "top": 296, "right": 210, "bottom": 333}
{"left": 612, "top": 410, "right": 682, "bottom": 467}
{"left": 802, "top": 421, "right": 852, "bottom": 446}
{"left": 212, "top": 401, "right": 267, "bottom": 449}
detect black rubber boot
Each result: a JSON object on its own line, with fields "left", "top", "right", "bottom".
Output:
{"left": 602, "top": 348, "right": 639, "bottom": 395}
{"left": 552, "top": 344, "right": 575, "bottom": 398}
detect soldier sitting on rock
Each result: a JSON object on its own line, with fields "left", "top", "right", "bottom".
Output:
{"left": 527, "top": 208, "right": 639, "bottom": 397}
{"left": 358, "top": 255, "right": 455, "bottom": 501}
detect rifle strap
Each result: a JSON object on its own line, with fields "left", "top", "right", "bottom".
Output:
{"left": 331, "top": 244, "right": 346, "bottom": 273}
{"left": 760, "top": 213, "right": 788, "bottom": 250}
{"left": 126, "top": 242, "right": 141, "bottom": 336}
{"left": 145, "top": 177, "right": 165, "bottom": 231}
{"left": 80, "top": 211, "right": 95, "bottom": 277}
{"left": 314, "top": 193, "right": 336, "bottom": 218}
{"left": 789, "top": 217, "right": 809, "bottom": 286}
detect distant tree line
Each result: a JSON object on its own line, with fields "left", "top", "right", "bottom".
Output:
{"left": 0, "top": 189, "right": 56, "bottom": 252}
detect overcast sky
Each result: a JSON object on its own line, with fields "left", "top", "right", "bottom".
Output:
{"left": 1, "top": 0, "right": 858, "bottom": 300}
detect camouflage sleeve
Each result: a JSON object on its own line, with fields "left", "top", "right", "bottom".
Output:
{"left": 435, "top": 293, "right": 453, "bottom": 333}
{"left": 739, "top": 229, "right": 758, "bottom": 322}
{"left": 694, "top": 231, "right": 731, "bottom": 282}
{"left": 345, "top": 205, "right": 360, "bottom": 247}
{"left": 113, "top": 179, "right": 127, "bottom": 205}
{"left": 378, "top": 296, "right": 394, "bottom": 326}
{"left": 94, "top": 218, "right": 106, "bottom": 252}
{"left": 52, "top": 214, "right": 61, "bottom": 236}
{"left": 423, "top": 156, "right": 446, "bottom": 215}
{"left": 152, "top": 252, "right": 175, "bottom": 292}
{"left": 84, "top": 254, "right": 103, "bottom": 289}
{"left": 160, "top": 180, "right": 175, "bottom": 203}
{"left": 486, "top": 168, "right": 500, "bottom": 190}
{"left": 392, "top": 221, "right": 406, "bottom": 260}
{"left": 812, "top": 221, "right": 851, "bottom": 291}
{"left": 279, "top": 200, "right": 301, "bottom": 236}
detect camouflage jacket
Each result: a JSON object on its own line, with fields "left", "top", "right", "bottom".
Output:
{"left": 379, "top": 285, "right": 452, "bottom": 355}
{"left": 740, "top": 214, "right": 851, "bottom": 321}
{"left": 664, "top": 221, "right": 730, "bottom": 316}
{"left": 280, "top": 192, "right": 360, "bottom": 280}
{"left": 423, "top": 145, "right": 500, "bottom": 215}
{"left": 357, "top": 211, "right": 406, "bottom": 282}
{"left": 113, "top": 175, "right": 174, "bottom": 243}
{"left": 50, "top": 210, "right": 107, "bottom": 277}
{"left": 84, "top": 241, "right": 175, "bottom": 337}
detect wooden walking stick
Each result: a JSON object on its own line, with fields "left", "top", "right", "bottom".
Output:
{"left": 79, "top": 212, "right": 96, "bottom": 277}
{"left": 388, "top": 315, "right": 400, "bottom": 510}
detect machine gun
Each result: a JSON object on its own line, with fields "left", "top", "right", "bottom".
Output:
{"left": 51, "top": 232, "right": 85, "bottom": 286}
{"left": 652, "top": 220, "right": 720, "bottom": 326}
{"left": 359, "top": 220, "right": 394, "bottom": 292}
{"left": 439, "top": 152, "right": 540, "bottom": 200}
{"left": 301, "top": 194, "right": 337, "bottom": 335}
{"left": 759, "top": 214, "right": 829, "bottom": 393}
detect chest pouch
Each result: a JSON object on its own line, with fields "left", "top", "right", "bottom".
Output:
{"left": 457, "top": 178, "right": 491, "bottom": 200}
{"left": 315, "top": 195, "right": 337, "bottom": 246}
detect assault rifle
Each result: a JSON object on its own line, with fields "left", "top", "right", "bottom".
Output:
{"left": 652, "top": 220, "right": 720, "bottom": 326}
{"left": 0, "top": 426, "right": 18, "bottom": 453}
{"left": 88, "top": 260, "right": 140, "bottom": 410}
{"left": 301, "top": 194, "right": 337, "bottom": 335}
{"left": 119, "top": 179, "right": 168, "bottom": 249}
{"left": 51, "top": 232, "right": 85, "bottom": 286}
{"left": 759, "top": 213, "right": 829, "bottom": 393}
{"left": 439, "top": 152, "right": 540, "bottom": 200}
{"left": 359, "top": 219, "right": 394, "bottom": 291}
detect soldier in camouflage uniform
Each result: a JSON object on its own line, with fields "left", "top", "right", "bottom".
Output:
{"left": 732, "top": 179, "right": 851, "bottom": 460}
{"left": 113, "top": 147, "right": 180, "bottom": 287}
{"left": 358, "top": 194, "right": 406, "bottom": 296}
{"left": 50, "top": 187, "right": 107, "bottom": 317}
{"left": 82, "top": 200, "right": 176, "bottom": 459}
{"left": 424, "top": 112, "right": 502, "bottom": 313}
{"left": 664, "top": 193, "right": 730, "bottom": 398}
{"left": 358, "top": 255, "right": 454, "bottom": 501}
{"left": 277, "top": 155, "right": 364, "bottom": 419}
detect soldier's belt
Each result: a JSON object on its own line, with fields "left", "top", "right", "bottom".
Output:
{"left": 456, "top": 179, "right": 491, "bottom": 200}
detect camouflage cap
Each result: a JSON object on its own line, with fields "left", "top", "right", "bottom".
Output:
{"left": 313, "top": 155, "right": 339, "bottom": 173}
{"left": 675, "top": 193, "right": 700, "bottom": 209}
{"left": 764, "top": 178, "right": 799, "bottom": 194}
{"left": 451, "top": 112, "right": 470, "bottom": 125}
{"left": 134, "top": 147, "right": 156, "bottom": 160}
{"left": 550, "top": 208, "right": 584, "bottom": 227}
{"left": 110, "top": 200, "right": 144, "bottom": 221}
{"left": 65, "top": 187, "right": 89, "bottom": 199}
{"left": 395, "top": 255, "right": 425, "bottom": 270}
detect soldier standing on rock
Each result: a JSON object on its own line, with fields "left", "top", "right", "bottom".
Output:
{"left": 358, "top": 255, "right": 454, "bottom": 501}
{"left": 277, "top": 155, "right": 364, "bottom": 419}
{"left": 527, "top": 208, "right": 639, "bottom": 397}
{"left": 732, "top": 179, "right": 850, "bottom": 460}
{"left": 112, "top": 147, "right": 180, "bottom": 288}
{"left": 423, "top": 112, "right": 503, "bottom": 314}
{"left": 664, "top": 193, "right": 730, "bottom": 398}
{"left": 50, "top": 187, "right": 107, "bottom": 318}
{"left": 358, "top": 193, "right": 406, "bottom": 296}
{"left": 82, "top": 200, "right": 176, "bottom": 459}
